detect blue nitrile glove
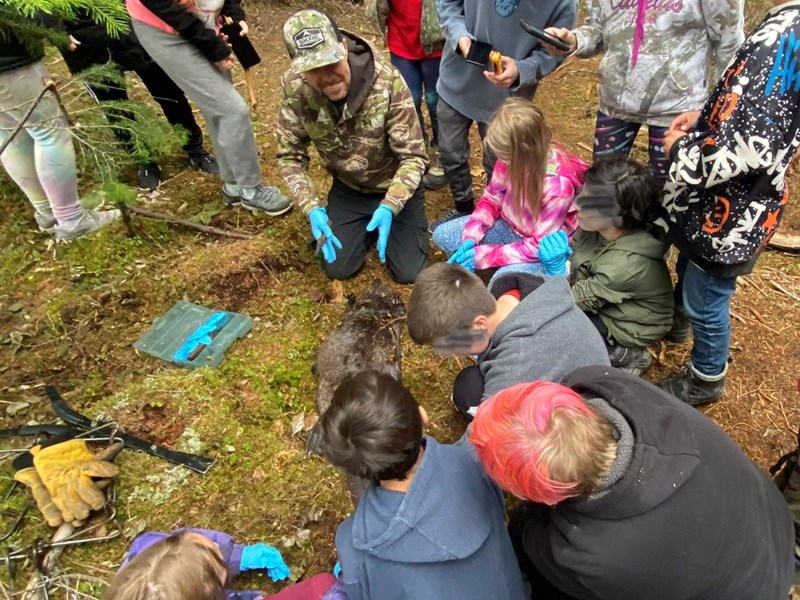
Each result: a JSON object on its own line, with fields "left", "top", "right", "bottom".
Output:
{"left": 333, "top": 561, "right": 341, "bottom": 577}
{"left": 365, "top": 205, "right": 394, "bottom": 263}
{"left": 173, "top": 311, "right": 229, "bottom": 360}
{"left": 447, "top": 239, "right": 476, "bottom": 271}
{"left": 309, "top": 207, "right": 343, "bottom": 264}
{"left": 240, "top": 543, "right": 291, "bottom": 581}
{"left": 537, "top": 230, "right": 572, "bottom": 276}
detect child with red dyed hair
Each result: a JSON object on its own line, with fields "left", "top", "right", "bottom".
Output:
{"left": 470, "top": 366, "right": 794, "bottom": 600}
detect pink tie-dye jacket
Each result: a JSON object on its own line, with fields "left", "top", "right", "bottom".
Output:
{"left": 462, "top": 146, "right": 588, "bottom": 269}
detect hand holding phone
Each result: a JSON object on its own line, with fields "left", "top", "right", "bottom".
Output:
{"left": 519, "top": 19, "right": 572, "bottom": 52}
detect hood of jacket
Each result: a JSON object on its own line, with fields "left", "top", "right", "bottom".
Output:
{"left": 345, "top": 437, "right": 494, "bottom": 563}
{"left": 341, "top": 31, "right": 376, "bottom": 119}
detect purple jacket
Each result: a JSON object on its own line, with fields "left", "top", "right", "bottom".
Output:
{"left": 124, "top": 529, "right": 259, "bottom": 600}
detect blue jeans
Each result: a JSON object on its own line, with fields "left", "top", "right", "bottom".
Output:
{"left": 674, "top": 254, "right": 737, "bottom": 376}
{"left": 390, "top": 53, "right": 441, "bottom": 146}
{"left": 432, "top": 215, "right": 544, "bottom": 284}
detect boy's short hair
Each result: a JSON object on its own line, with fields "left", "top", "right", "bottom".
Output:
{"left": 407, "top": 263, "right": 497, "bottom": 344}
{"left": 470, "top": 381, "right": 617, "bottom": 506}
{"left": 320, "top": 370, "right": 423, "bottom": 481}
{"left": 584, "top": 157, "right": 660, "bottom": 229}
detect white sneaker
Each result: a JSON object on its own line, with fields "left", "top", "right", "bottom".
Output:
{"left": 54, "top": 209, "right": 121, "bottom": 242}
{"left": 34, "top": 211, "right": 57, "bottom": 232}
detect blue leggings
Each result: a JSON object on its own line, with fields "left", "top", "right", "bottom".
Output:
{"left": 593, "top": 111, "right": 669, "bottom": 181}
{"left": 390, "top": 53, "right": 440, "bottom": 146}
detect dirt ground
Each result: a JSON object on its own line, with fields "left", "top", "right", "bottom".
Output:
{"left": 1, "top": 0, "right": 799, "bottom": 596}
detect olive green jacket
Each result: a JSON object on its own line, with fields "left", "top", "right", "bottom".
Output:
{"left": 570, "top": 229, "right": 674, "bottom": 348}
{"left": 364, "top": 0, "right": 444, "bottom": 56}
{"left": 276, "top": 32, "right": 427, "bottom": 216}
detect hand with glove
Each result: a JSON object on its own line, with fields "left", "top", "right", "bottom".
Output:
{"left": 447, "top": 239, "right": 476, "bottom": 271}
{"left": 309, "top": 207, "right": 343, "bottom": 264}
{"left": 537, "top": 231, "right": 572, "bottom": 276}
{"left": 240, "top": 543, "right": 290, "bottom": 581}
{"left": 29, "top": 439, "right": 121, "bottom": 525}
{"left": 365, "top": 205, "right": 393, "bottom": 264}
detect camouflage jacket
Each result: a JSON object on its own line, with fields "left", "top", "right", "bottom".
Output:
{"left": 276, "top": 32, "right": 427, "bottom": 216}
{"left": 364, "top": 0, "right": 444, "bottom": 55}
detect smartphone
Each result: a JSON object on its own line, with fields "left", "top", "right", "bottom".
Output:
{"left": 465, "top": 40, "right": 493, "bottom": 67}
{"left": 519, "top": 18, "right": 571, "bottom": 52}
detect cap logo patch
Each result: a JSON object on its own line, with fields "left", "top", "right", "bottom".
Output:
{"left": 294, "top": 28, "right": 325, "bottom": 50}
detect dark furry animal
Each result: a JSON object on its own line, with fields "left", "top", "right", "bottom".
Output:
{"left": 307, "top": 280, "right": 405, "bottom": 505}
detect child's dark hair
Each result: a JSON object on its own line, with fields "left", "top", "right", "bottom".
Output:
{"left": 407, "top": 263, "right": 496, "bottom": 344}
{"left": 584, "top": 158, "right": 659, "bottom": 229}
{"left": 320, "top": 371, "right": 423, "bottom": 482}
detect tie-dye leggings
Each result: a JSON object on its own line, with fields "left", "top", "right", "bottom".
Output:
{"left": 0, "top": 61, "right": 83, "bottom": 224}
{"left": 593, "top": 111, "right": 669, "bottom": 181}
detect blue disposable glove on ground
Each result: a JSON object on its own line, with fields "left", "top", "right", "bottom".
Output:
{"left": 240, "top": 543, "right": 290, "bottom": 581}
{"left": 448, "top": 239, "right": 476, "bottom": 271}
{"left": 537, "top": 230, "right": 572, "bottom": 276}
{"left": 366, "top": 205, "right": 393, "bottom": 263}
{"left": 309, "top": 207, "right": 343, "bottom": 264}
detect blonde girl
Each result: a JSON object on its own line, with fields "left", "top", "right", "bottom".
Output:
{"left": 433, "top": 97, "right": 586, "bottom": 277}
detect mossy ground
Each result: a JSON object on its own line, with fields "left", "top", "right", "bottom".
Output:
{"left": 1, "top": 0, "right": 799, "bottom": 597}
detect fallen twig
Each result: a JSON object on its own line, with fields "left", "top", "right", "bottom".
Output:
{"left": 729, "top": 310, "right": 747, "bottom": 324}
{"left": 769, "top": 280, "right": 800, "bottom": 304}
{"left": 122, "top": 203, "right": 255, "bottom": 240}
{"left": 768, "top": 232, "right": 800, "bottom": 253}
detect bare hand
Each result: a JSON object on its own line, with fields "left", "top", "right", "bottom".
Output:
{"left": 68, "top": 35, "right": 81, "bottom": 51}
{"left": 484, "top": 56, "right": 518, "bottom": 89}
{"left": 458, "top": 36, "right": 472, "bottom": 57}
{"left": 238, "top": 20, "right": 249, "bottom": 36}
{"left": 663, "top": 129, "right": 687, "bottom": 157}
{"left": 215, "top": 55, "right": 235, "bottom": 71}
{"left": 543, "top": 27, "right": 576, "bottom": 55}
{"left": 668, "top": 110, "right": 701, "bottom": 133}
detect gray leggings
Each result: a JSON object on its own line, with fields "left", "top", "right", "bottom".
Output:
{"left": 132, "top": 19, "right": 260, "bottom": 187}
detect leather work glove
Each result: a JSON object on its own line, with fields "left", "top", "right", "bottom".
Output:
{"left": 240, "top": 543, "right": 291, "bottom": 581}
{"left": 447, "top": 239, "right": 476, "bottom": 271}
{"left": 14, "top": 467, "right": 64, "bottom": 527}
{"left": 537, "top": 230, "right": 572, "bottom": 276}
{"left": 365, "top": 205, "right": 393, "bottom": 263}
{"left": 309, "top": 207, "right": 343, "bottom": 264}
{"left": 31, "top": 440, "right": 122, "bottom": 525}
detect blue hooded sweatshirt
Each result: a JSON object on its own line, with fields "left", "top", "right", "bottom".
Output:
{"left": 334, "top": 436, "right": 527, "bottom": 600}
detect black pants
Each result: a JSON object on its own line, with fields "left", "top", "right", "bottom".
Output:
{"left": 324, "top": 178, "right": 428, "bottom": 284}
{"left": 74, "top": 61, "right": 203, "bottom": 155}
{"left": 508, "top": 504, "right": 581, "bottom": 600}
{"left": 452, "top": 364, "right": 484, "bottom": 421}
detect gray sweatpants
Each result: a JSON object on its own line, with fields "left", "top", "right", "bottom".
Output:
{"left": 132, "top": 19, "right": 260, "bottom": 187}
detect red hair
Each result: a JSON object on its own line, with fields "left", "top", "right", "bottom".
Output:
{"left": 470, "top": 381, "right": 614, "bottom": 506}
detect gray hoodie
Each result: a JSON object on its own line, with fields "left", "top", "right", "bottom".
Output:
{"left": 335, "top": 437, "right": 527, "bottom": 600}
{"left": 480, "top": 273, "right": 610, "bottom": 405}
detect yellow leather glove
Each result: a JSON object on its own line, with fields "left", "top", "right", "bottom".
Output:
{"left": 31, "top": 440, "right": 121, "bottom": 525}
{"left": 14, "top": 466, "right": 64, "bottom": 527}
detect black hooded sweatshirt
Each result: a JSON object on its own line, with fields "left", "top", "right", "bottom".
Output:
{"left": 518, "top": 365, "right": 794, "bottom": 600}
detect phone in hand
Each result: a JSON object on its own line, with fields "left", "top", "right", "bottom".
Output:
{"left": 465, "top": 40, "right": 493, "bottom": 67}
{"left": 519, "top": 18, "right": 571, "bottom": 52}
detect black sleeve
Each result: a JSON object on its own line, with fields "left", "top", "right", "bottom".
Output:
{"left": 139, "top": 0, "right": 231, "bottom": 61}
{"left": 221, "top": 0, "right": 245, "bottom": 24}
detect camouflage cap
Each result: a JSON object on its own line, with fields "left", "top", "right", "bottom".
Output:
{"left": 283, "top": 10, "right": 346, "bottom": 73}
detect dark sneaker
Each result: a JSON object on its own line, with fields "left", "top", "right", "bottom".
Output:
{"left": 428, "top": 207, "right": 472, "bottom": 234}
{"left": 34, "top": 211, "right": 57, "bottom": 232}
{"left": 657, "top": 361, "right": 726, "bottom": 405}
{"left": 608, "top": 345, "right": 652, "bottom": 376}
{"left": 239, "top": 185, "right": 292, "bottom": 217}
{"left": 54, "top": 209, "right": 120, "bottom": 242}
{"left": 137, "top": 162, "right": 161, "bottom": 191}
{"left": 665, "top": 308, "right": 690, "bottom": 344}
{"left": 423, "top": 166, "right": 447, "bottom": 191}
{"left": 188, "top": 150, "right": 220, "bottom": 175}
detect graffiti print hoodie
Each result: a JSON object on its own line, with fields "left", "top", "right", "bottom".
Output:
{"left": 660, "top": 1, "right": 800, "bottom": 277}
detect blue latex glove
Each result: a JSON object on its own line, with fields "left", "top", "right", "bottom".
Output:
{"left": 173, "top": 311, "right": 229, "bottom": 360}
{"left": 240, "top": 543, "right": 290, "bottom": 581}
{"left": 537, "top": 230, "right": 572, "bottom": 276}
{"left": 447, "top": 239, "right": 476, "bottom": 271}
{"left": 309, "top": 207, "right": 343, "bottom": 264}
{"left": 365, "top": 205, "right": 394, "bottom": 263}
{"left": 333, "top": 561, "right": 341, "bottom": 577}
